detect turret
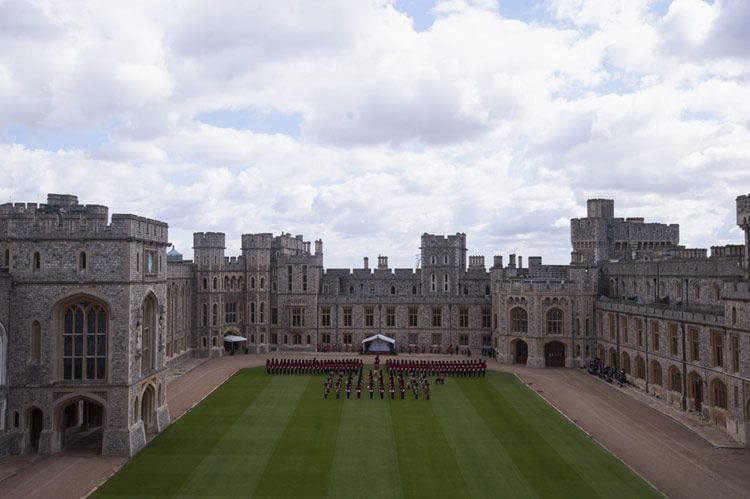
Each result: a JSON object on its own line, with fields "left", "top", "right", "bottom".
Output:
{"left": 193, "top": 232, "right": 226, "bottom": 270}
{"left": 737, "top": 194, "right": 750, "bottom": 279}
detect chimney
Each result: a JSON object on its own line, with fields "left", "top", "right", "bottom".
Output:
{"left": 518, "top": 256, "right": 523, "bottom": 269}
{"left": 363, "top": 257, "right": 369, "bottom": 269}
{"left": 508, "top": 254, "right": 516, "bottom": 268}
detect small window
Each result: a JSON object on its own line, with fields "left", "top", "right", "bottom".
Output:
{"left": 33, "top": 251, "right": 41, "bottom": 270}
{"left": 3, "top": 248, "right": 9, "bottom": 268}
{"left": 443, "top": 255, "right": 448, "bottom": 264}
{"left": 390, "top": 285, "right": 395, "bottom": 295}
{"left": 202, "top": 277, "right": 207, "bottom": 290}
{"left": 78, "top": 251, "right": 87, "bottom": 272}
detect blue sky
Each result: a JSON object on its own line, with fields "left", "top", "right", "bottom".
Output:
{"left": 1, "top": 0, "right": 749, "bottom": 268}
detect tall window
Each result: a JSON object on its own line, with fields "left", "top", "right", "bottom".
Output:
{"left": 302, "top": 265, "right": 307, "bottom": 291}
{"left": 482, "top": 307, "right": 491, "bottom": 328}
{"left": 408, "top": 307, "right": 418, "bottom": 327}
{"left": 669, "top": 323, "right": 678, "bottom": 356}
{"left": 343, "top": 307, "right": 352, "bottom": 327}
{"left": 651, "top": 322, "right": 660, "bottom": 351}
{"left": 443, "top": 274, "right": 449, "bottom": 292}
{"left": 621, "top": 317, "right": 629, "bottom": 344}
{"left": 364, "top": 306, "right": 374, "bottom": 327}
{"left": 636, "top": 319, "right": 643, "bottom": 347}
{"left": 689, "top": 327, "right": 700, "bottom": 361}
{"left": 320, "top": 307, "right": 331, "bottom": 327}
{"left": 730, "top": 335, "right": 739, "bottom": 372}
{"left": 250, "top": 302, "right": 256, "bottom": 323}
{"left": 547, "top": 308, "right": 563, "bottom": 335}
{"left": 459, "top": 307, "right": 469, "bottom": 328}
{"left": 78, "top": 251, "right": 87, "bottom": 272}
{"left": 225, "top": 302, "right": 237, "bottom": 323}
{"left": 212, "top": 303, "right": 218, "bottom": 326}
{"left": 510, "top": 308, "right": 527, "bottom": 333}
{"left": 33, "top": 251, "right": 40, "bottom": 271}
{"left": 431, "top": 307, "right": 442, "bottom": 327}
{"left": 259, "top": 302, "right": 265, "bottom": 323}
{"left": 63, "top": 301, "right": 107, "bottom": 380}
{"left": 711, "top": 331, "right": 724, "bottom": 367}
{"left": 386, "top": 307, "right": 395, "bottom": 327}
{"left": 290, "top": 307, "right": 305, "bottom": 327}
{"left": 431, "top": 274, "right": 436, "bottom": 292}
{"left": 287, "top": 266, "right": 293, "bottom": 292}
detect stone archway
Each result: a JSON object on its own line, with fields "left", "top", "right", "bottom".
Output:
{"left": 544, "top": 341, "right": 565, "bottom": 367}
{"left": 27, "top": 407, "right": 43, "bottom": 454}
{"left": 141, "top": 384, "right": 157, "bottom": 435}
{"left": 512, "top": 339, "right": 528, "bottom": 365}
{"left": 55, "top": 396, "right": 106, "bottom": 455}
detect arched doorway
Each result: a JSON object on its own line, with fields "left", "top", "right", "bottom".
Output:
{"left": 56, "top": 397, "right": 106, "bottom": 455}
{"left": 512, "top": 339, "right": 528, "bottom": 365}
{"left": 141, "top": 384, "right": 157, "bottom": 435}
{"left": 27, "top": 407, "right": 43, "bottom": 453}
{"left": 544, "top": 341, "right": 565, "bottom": 367}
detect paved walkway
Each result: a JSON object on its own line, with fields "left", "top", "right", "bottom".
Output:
{"left": 0, "top": 353, "right": 747, "bottom": 498}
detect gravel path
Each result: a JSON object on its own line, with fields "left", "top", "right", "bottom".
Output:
{"left": 0, "top": 353, "right": 746, "bottom": 498}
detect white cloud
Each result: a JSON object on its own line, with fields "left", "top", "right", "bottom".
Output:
{"left": 1, "top": 0, "right": 749, "bottom": 268}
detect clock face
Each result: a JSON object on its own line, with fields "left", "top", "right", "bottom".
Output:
{"left": 146, "top": 251, "right": 155, "bottom": 273}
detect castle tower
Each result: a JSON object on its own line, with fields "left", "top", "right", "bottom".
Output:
{"left": 242, "top": 233, "right": 273, "bottom": 353}
{"left": 193, "top": 233, "right": 226, "bottom": 355}
{"left": 420, "top": 233, "right": 466, "bottom": 295}
{"left": 738, "top": 194, "right": 750, "bottom": 280}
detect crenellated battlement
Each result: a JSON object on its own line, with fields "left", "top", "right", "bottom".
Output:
{"left": 0, "top": 195, "right": 167, "bottom": 244}
{"left": 193, "top": 232, "right": 225, "bottom": 248}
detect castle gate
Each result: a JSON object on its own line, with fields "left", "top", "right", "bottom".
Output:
{"left": 544, "top": 341, "right": 566, "bottom": 367}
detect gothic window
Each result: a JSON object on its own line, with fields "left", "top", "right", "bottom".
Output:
{"left": 259, "top": 302, "right": 265, "bottom": 323}
{"left": 78, "top": 251, "right": 87, "bottom": 272}
{"left": 510, "top": 307, "right": 527, "bottom": 334}
{"left": 62, "top": 300, "right": 107, "bottom": 380}
{"left": 202, "top": 277, "right": 207, "bottom": 290}
{"left": 213, "top": 277, "right": 218, "bottom": 290}
{"left": 390, "top": 285, "right": 396, "bottom": 295}
{"left": 412, "top": 285, "right": 417, "bottom": 295}
{"left": 546, "top": 308, "right": 563, "bottom": 335}
{"left": 250, "top": 302, "right": 256, "bottom": 323}
{"left": 443, "top": 274, "right": 449, "bottom": 292}
{"left": 251, "top": 277, "right": 256, "bottom": 289}
{"left": 33, "top": 251, "right": 40, "bottom": 271}
{"left": 431, "top": 274, "right": 436, "bottom": 292}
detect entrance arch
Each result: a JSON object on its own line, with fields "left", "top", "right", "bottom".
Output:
{"left": 27, "top": 407, "right": 43, "bottom": 453}
{"left": 511, "top": 339, "right": 528, "bottom": 365}
{"left": 141, "top": 384, "right": 157, "bottom": 435}
{"left": 55, "top": 396, "right": 106, "bottom": 455}
{"left": 544, "top": 341, "right": 565, "bottom": 367}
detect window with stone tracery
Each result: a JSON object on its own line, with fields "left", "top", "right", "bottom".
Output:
{"left": 62, "top": 301, "right": 107, "bottom": 380}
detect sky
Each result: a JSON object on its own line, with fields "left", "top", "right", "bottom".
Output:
{"left": 1, "top": 0, "right": 749, "bottom": 269}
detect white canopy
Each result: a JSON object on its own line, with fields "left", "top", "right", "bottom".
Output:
{"left": 362, "top": 334, "right": 395, "bottom": 344}
{"left": 223, "top": 334, "right": 247, "bottom": 343}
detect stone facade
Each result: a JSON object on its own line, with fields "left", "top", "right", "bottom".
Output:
{"left": 0, "top": 194, "right": 170, "bottom": 457}
{"left": 0, "top": 193, "right": 748, "bottom": 454}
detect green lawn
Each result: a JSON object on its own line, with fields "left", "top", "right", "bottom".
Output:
{"left": 94, "top": 368, "right": 660, "bottom": 498}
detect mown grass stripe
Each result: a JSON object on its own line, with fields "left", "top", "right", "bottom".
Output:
{"left": 461, "top": 373, "right": 601, "bottom": 498}
{"left": 252, "top": 376, "right": 343, "bottom": 498}
{"left": 173, "top": 374, "right": 308, "bottom": 497}
{"left": 390, "top": 392, "right": 470, "bottom": 498}
{"left": 485, "top": 374, "right": 660, "bottom": 498}
{"left": 433, "top": 377, "right": 536, "bottom": 498}
{"left": 94, "top": 370, "right": 273, "bottom": 497}
{"left": 328, "top": 388, "right": 404, "bottom": 499}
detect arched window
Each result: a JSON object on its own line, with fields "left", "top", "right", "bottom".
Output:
{"left": 635, "top": 356, "right": 645, "bottom": 379}
{"left": 692, "top": 282, "right": 700, "bottom": 301}
{"left": 202, "top": 277, "right": 207, "bottom": 290}
{"left": 260, "top": 277, "right": 265, "bottom": 289}
{"left": 412, "top": 285, "right": 417, "bottom": 295}
{"left": 650, "top": 360, "right": 662, "bottom": 386}
{"left": 510, "top": 307, "right": 527, "bottom": 334}
{"left": 732, "top": 307, "right": 737, "bottom": 326}
{"left": 260, "top": 302, "right": 265, "bottom": 323}
{"left": 712, "top": 379, "right": 727, "bottom": 409}
{"left": 546, "top": 308, "right": 563, "bottom": 335}
{"left": 390, "top": 286, "right": 395, "bottom": 295}
{"left": 443, "top": 274, "right": 449, "bottom": 292}
{"left": 33, "top": 251, "right": 40, "bottom": 271}
{"left": 250, "top": 302, "right": 256, "bottom": 323}
{"left": 431, "top": 274, "right": 436, "bottom": 292}
{"left": 669, "top": 366, "right": 682, "bottom": 392}
{"left": 141, "top": 295, "right": 157, "bottom": 375}
{"left": 30, "top": 321, "right": 41, "bottom": 362}
{"left": 224, "top": 276, "right": 229, "bottom": 289}
{"left": 251, "top": 277, "right": 255, "bottom": 289}
{"left": 78, "top": 251, "right": 87, "bottom": 272}
{"left": 62, "top": 300, "right": 107, "bottom": 380}
{"left": 213, "top": 277, "right": 218, "bottom": 290}
{"left": 202, "top": 304, "right": 208, "bottom": 326}
{"left": 212, "top": 303, "right": 218, "bottom": 326}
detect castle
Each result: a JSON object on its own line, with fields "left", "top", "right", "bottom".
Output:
{"left": 0, "top": 193, "right": 747, "bottom": 456}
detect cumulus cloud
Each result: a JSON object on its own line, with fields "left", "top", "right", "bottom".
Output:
{"left": 1, "top": 0, "right": 749, "bottom": 268}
